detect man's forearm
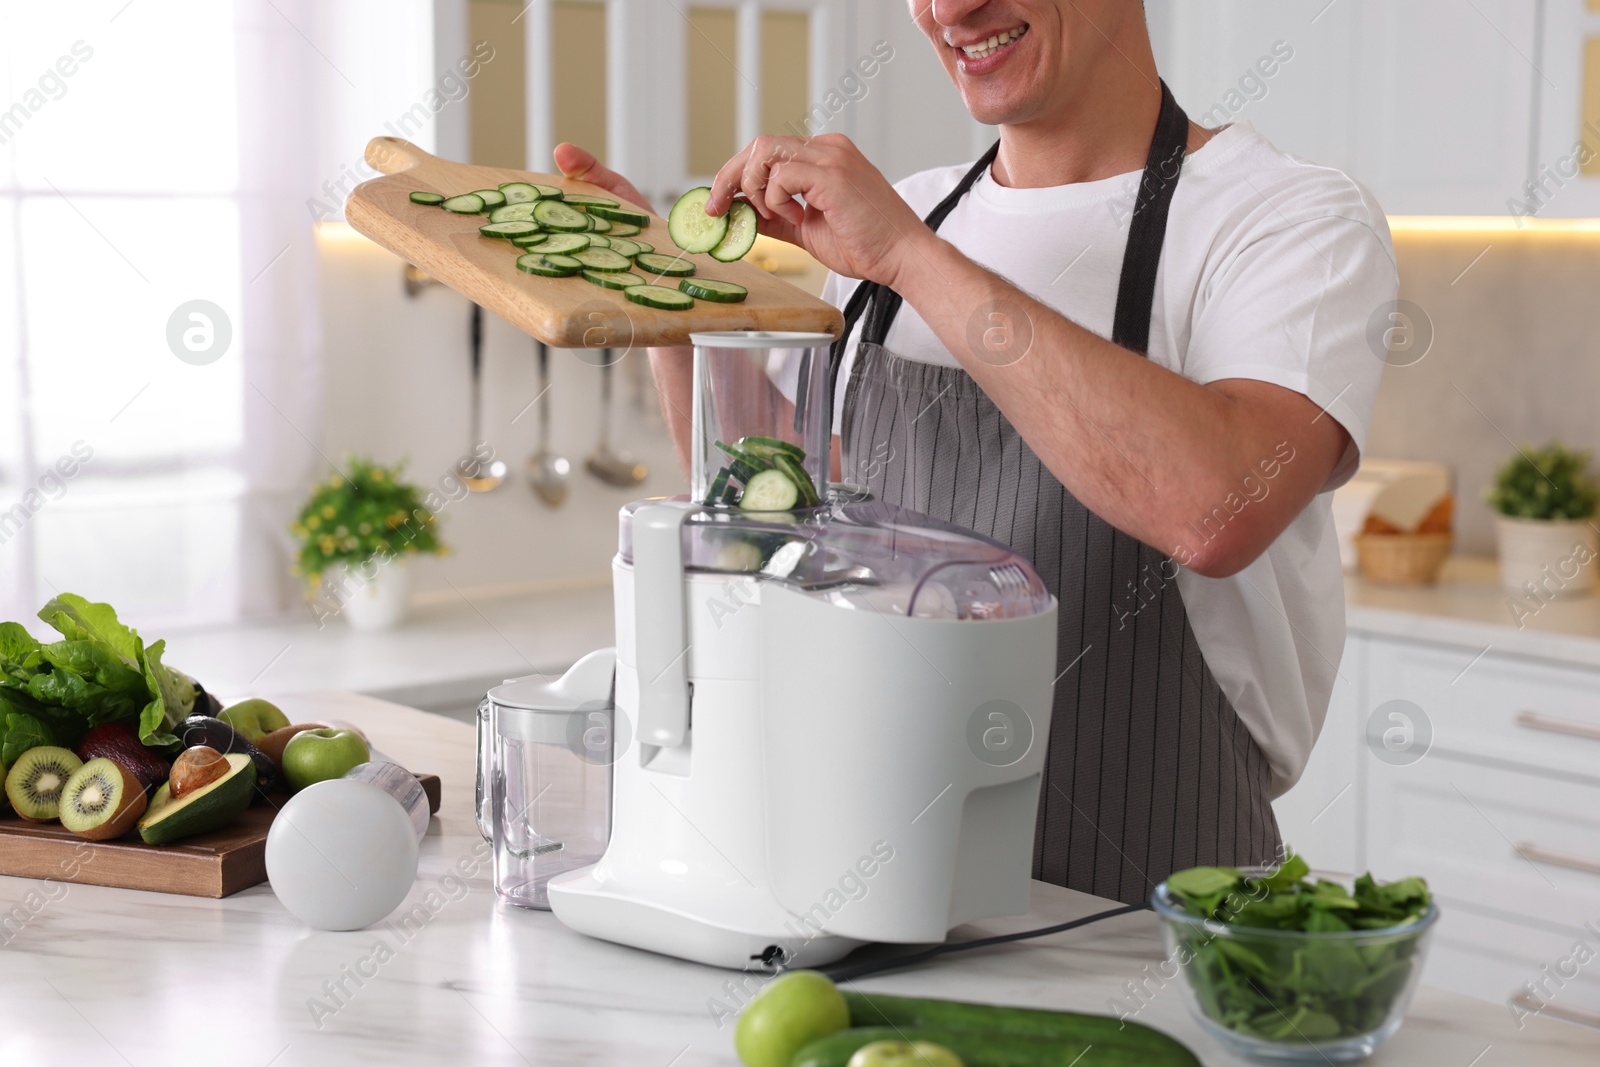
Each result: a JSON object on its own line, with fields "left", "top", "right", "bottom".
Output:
{"left": 889, "top": 236, "right": 1345, "bottom": 576}
{"left": 648, "top": 347, "right": 695, "bottom": 478}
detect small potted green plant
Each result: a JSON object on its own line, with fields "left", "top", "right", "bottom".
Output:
{"left": 290, "top": 457, "right": 445, "bottom": 630}
{"left": 1484, "top": 441, "right": 1598, "bottom": 597}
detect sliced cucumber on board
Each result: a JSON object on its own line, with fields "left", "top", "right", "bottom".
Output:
{"left": 587, "top": 215, "right": 613, "bottom": 233}
{"left": 533, "top": 183, "right": 564, "bottom": 199}
{"left": 679, "top": 278, "right": 747, "bottom": 303}
{"left": 562, "top": 194, "right": 619, "bottom": 209}
{"left": 605, "top": 221, "right": 642, "bottom": 237}
{"left": 471, "top": 189, "right": 506, "bottom": 210}
{"left": 479, "top": 220, "right": 542, "bottom": 239}
{"left": 497, "top": 182, "right": 540, "bottom": 204}
{"left": 583, "top": 269, "right": 644, "bottom": 290}
{"left": 605, "top": 238, "right": 641, "bottom": 258}
{"left": 511, "top": 232, "right": 549, "bottom": 248}
{"left": 538, "top": 253, "right": 584, "bottom": 276}
{"left": 635, "top": 252, "right": 696, "bottom": 277}
{"left": 534, "top": 201, "right": 592, "bottom": 232}
{"left": 536, "top": 233, "right": 592, "bottom": 255}
{"left": 573, "top": 248, "right": 633, "bottom": 272}
{"left": 585, "top": 234, "right": 613, "bottom": 249}
{"left": 489, "top": 202, "right": 541, "bottom": 223}
{"left": 624, "top": 284, "right": 695, "bottom": 310}
{"left": 517, "top": 253, "right": 577, "bottom": 277}
{"left": 442, "top": 193, "right": 486, "bottom": 214}
{"left": 589, "top": 204, "right": 651, "bottom": 227}
{"left": 667, "top": 186, "right": 727, "bottom": 253}
{"left": 409, "top": 191, "right": 445, "bottom": 205}
{"left": 710, "top": 199, "right": 759, "bottom": 262}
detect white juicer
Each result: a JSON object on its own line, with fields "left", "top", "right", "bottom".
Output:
{"left": 546, "top": 332, "right": 1059, "bottom": 970}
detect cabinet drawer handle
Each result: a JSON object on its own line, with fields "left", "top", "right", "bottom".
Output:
{"left": 1509, "top": 990, "right": 1600, "bottom": 1030}
{"left": 1516, "top": 842, "right": 1600, "bottom": 878}
{"left": 1514, "top": 710, "right": 1600, "bottom": 744}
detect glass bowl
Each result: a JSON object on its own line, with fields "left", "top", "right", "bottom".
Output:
{"left": 1150, "top": 870, "right": 1439, "bottom": 1063}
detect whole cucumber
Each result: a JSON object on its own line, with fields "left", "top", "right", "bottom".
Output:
{"left": 791, "top": 1028, "right": 1098, "bottom": 1067}
{"left": 842, "top": 994, "right": 1199, "bottom": 1066}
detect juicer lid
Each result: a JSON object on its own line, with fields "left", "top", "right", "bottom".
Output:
{"left": 617, "top": 495, "right": 1055, "bottom": 621}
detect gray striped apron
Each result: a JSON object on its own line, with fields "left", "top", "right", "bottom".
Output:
{"left": 833, "top": 84, "right": 1281, "bottom": 905}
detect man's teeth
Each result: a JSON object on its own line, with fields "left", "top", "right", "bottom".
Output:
{"left": 961, "top": 25, "right": 1027, "bottom": 60}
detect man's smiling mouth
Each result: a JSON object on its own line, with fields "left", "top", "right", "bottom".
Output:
{"left": 953, "top": 23, "right": 1029, "bottom": 61}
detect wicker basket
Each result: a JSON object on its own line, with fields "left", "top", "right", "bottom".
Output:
{"left": 1355, "top": 532, "right": 1453, "bottom": 586}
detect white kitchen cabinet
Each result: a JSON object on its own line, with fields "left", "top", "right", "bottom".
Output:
{"left": 1150, "top": 0, "right": 1541, "bottom": 216}
{"left": 1315, "top": 627, "right": 1600, "bottom": 1022}
{"left": 1531, "top": 0, "right": 1600, "bottom": 219}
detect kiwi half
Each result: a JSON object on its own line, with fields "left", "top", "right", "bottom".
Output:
{"left": 5, "top": 747, "right": 85, "bottom": 822}
{"left": 60, "top": 759, "right": 147, "bottom": 840}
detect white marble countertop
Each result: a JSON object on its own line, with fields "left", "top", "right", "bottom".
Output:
{"left": 1, "top": 692, "right": 1594, "bottom": 1066}
{"left": 154, "top": 582, "right": 616, "bottom": 709}
{"left": 1347, "top": 556, "right": 1600, "bottom": 667}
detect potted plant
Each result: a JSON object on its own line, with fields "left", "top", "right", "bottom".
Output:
{"left": 1484, "top": 441, "right": 1598, "bottom": 598}
{"left": 290, "top": 457, "right": 445, "bottom": 630}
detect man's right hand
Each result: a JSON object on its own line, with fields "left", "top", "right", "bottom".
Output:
{"left": 552, "top": 143, "right": 651, "bottom": 213}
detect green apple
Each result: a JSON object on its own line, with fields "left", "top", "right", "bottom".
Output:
{"left": 734, "top": 971, "right": 849, "bottom": 1067}
{"left": 847, "top": 1041, "right": 964, "bottom": 1067}
{"left": 217, "top": 699, "right": 291, "bottom": 745}
{"left": 281, "top": 728, "right": 370, "bottom": 791}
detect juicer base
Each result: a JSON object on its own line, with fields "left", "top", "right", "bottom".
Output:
{"left": 547, "top": 866, "right": 864, "bottom": 971}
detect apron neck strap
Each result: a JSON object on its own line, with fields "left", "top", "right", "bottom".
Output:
{"left": 826, "top": 79, "right": 1190, "bottom": 401}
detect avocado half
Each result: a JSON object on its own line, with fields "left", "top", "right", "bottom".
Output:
{"left": 138, "top": 753, "right": 257, "bottom": 845}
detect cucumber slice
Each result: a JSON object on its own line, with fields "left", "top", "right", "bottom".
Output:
{"left": 480, "top": 221, "right": 542, "bottom": 239}
{"left": 606, "top": 238, "right": 641, "bottom": 258}
{"left": 636, "top": 252, "right": 696, "bottom": 277}
{"left": 704, "top": 467, "right": 734, "bottom": 507}
{"left": 538, "top": 253, "right": 584, "bottom": 276}
{"left": 606, "top": 222, "right": 642, "bottom": 237}
{"left": 511, "top": 232, "right": 549, "bottom": 248}
{"left": 583, "top": 269, "right": 644, "bottom": 290}
{"left": 517, "top": 253, "right": 577, "bottom": 277}
{"left": 739, "top": 435, "right": 804, "bottom": 461}
{"left": 537, "top": 233, "right": 592, "bottom": 255}
{"left": 562, "top": 194, "right": 619, "bottom": 209}
{"left": 584, "top": 235, "right": 613, "bottom": 249}
{"left": 442, "top": 193, "right": 486, "bottom": 214}
{"left": 770, "top": 452, "right": 818, "bottom": 506}
{"left": 590, "top": 204, "right": 651, "bottom": 227}
{"left": 740, "top": 469, "right": 799, "bottom": 511}
{"left": 489, "top": 202, "right": 541, "bottom": 223}
{"left": 667, "top": 187, "right": 727, "bottom": 253}
{"left": 710, "top": 200, "right": 759, "bottom": 262}
{"left": 631, "top": 241, "right": 655, "bottom": 254}
{"left": 472, "top": 189, "right": 507, "bottom": 210}
{"left": 624, "top": 284, "right": 695, "bottom": 310}
{"left": 587, "top": 215, "right": 613, "bottom": 233}
{"left": 498, "top": 182, "right": 540, "bottom": 204}
{"left": 409, "top": 191, "right": 445, "bottom": 206}
{"left": 679, "top": 278, "right": 747, "bottom": 303}
{"left": 533, "top": 184, "right": 564, "bottom": 199}
{"left": 534, "top": 201, "right": 591, "bottom": 232}
{"left": 573, "top": 248, "right": 634, "bottom": 272}
{"left": 716, "top": 439, "right": 774, "bottom": 473}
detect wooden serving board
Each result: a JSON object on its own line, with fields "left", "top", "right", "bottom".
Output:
{"left": 0, "top": 774, "right": 441, "bottom": 899}
{"left": 344, "top": 137, "right": 844, "bottom": 348}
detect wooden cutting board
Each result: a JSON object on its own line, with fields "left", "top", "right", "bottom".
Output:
{"left": 0, "top": 774, "right": 441, "bottom": 899}
{"left": 344, "top": 137, "right": 844, "bottom": 348}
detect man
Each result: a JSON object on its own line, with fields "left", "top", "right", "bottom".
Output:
{"left": 555, "top": 0, "right": 1395, "bottom": 905}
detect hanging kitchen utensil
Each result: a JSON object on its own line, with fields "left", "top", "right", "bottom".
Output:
{"left": 584, "top": 353, "right": 648, "bottom": 488}
{"left": 526, "top": 340, "right": 571, "bottom": 508}
{"left": 458, "top": 304, "right": 508, "bottom": 492}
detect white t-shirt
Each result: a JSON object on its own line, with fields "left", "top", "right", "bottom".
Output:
{"left": 820, "top": 122, "right": 1396, "bottom": 796}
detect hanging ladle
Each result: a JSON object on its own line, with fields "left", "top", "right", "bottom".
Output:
{"left": 458, "top": 303, "right": 507, "bottom": 492}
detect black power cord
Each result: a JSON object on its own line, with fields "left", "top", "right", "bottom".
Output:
{"left": 814, "top": 902, "right": 1150, "bottom": 983}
